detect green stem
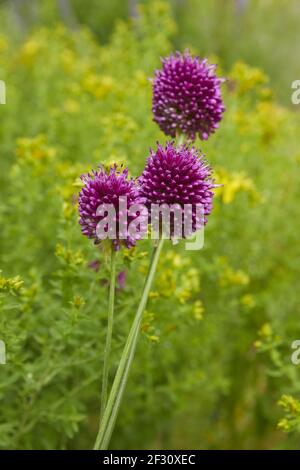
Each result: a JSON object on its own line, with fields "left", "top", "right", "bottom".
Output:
{"left": 177, "top": 134, "right": 185, "bottom": 146}
{"left": 93, "top": 238, "right": 164, "bottom": 450}
{"left": 100, "top": 245, "right": 116, "bottom": 420}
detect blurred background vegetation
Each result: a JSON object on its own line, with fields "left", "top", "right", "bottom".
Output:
{"left": 1, "top": 0, "right": 300, "bottom": 450}
{"left": 1, "top": 0, "right": 300, "bottom": 104}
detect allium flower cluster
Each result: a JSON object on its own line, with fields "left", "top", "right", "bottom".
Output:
{"left": 79, "top": 50, "right": 224, "bottom": 452}
{"left": 152, "top": 51, "right": 225, "bottom": 141}
{"left": 78, "top": 166, "right": 146, "bottom": 250}
{"left": 78, "top": 51, "right": 222, "bottom": 249}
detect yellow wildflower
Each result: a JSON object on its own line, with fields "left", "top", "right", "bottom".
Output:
{"left": 19, "top": 39, "right": 41, "bottom": 66}
{"left": 16, "top": 135, "right": 56, "bottom": 164}
{"left": 218, "top": 257, "right": 249, "bottom": 287}
{"left": 55, "top": 243, "right": 85, "bottom": 266}
{"left": 82, "top": 73, "right": 115, "bottom": 99}
{"left": 193, "top": 300, "right": 205, "bottom": 320}
{"left": 229, "top": 61, "right": 268, "bottom": 96}
{"left": 0, "top": 35, "right": 8, "bottom": 52}
{"left": 214, "top": 168, "right": 262, "bottom": 205}
{"left": 278, "top": 395, "right": 300, "bottom": 415}
{"left": 241, "top": 294, "right": 256, "bottom": 309}
{"left": 63, "top": 99, "right": 80, "bottom": 114}
{"left": 0, "top": 272, "right": 23, "bottom": 294}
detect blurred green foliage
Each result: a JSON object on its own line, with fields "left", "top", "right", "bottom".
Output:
{"left": 1, "top": 0, "right": 299, "bottom": 104}
{"left": 174, "top": 0, "right": 300, "bottom": 104}
{"left": 0, "top": 0, "right": 300, "bottom": 450}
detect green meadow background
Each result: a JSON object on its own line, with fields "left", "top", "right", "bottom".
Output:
{"left": 1, "top": 0, "right": 300, "bottom": 449}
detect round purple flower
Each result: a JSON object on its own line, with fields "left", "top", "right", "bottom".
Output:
{"left": 152, "top": 51, "right": 225, "bottom": 141}
{"left": 78, "top": 165, "right": 146, "bottom": 250}
{"left": 140, "top": 142, "right": 216, "bottom": 238}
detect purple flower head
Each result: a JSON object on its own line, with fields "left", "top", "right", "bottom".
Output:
{"left": 78, "top": 165, "right": 146, "bottom": 250}
{"left": 152, "top": 51, "right": 225, "bottom": 141}
{"left": 140, "top": 142, "right": 216, "bottom": 238}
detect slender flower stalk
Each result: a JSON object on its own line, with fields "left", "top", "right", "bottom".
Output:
{"left": 94, "top": 238, "right": 164, "bottom": 450}
{"left": 177, "top": 134, "right": 185, "bottom": 146}
{"left": 100, "top": 245, "right": 116, "bottom": 419}
{"left": 78, "top": 164, "right": 147, "bottom": 447}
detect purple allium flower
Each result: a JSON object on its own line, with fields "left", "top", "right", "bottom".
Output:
{"left": 152, "top": 51, "right": 225, "bottom": 141}
{"left": 78, "top": 165, "right": 146, "bottom": 250}
{"left": 140, "top": 142, "right": 216, "bottom": 238}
